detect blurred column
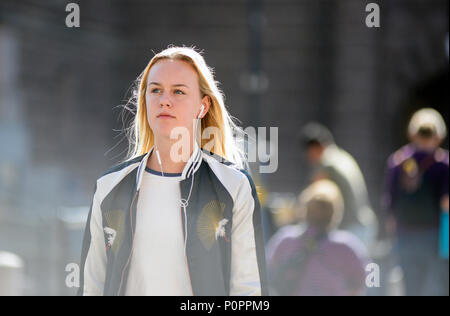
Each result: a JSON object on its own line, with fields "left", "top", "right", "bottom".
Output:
{"left": 241, "top": 0, "right": 268, "bottom": 129}
{"left": 0, "top": 25, "right": 30, "bottom": 297}
{"left": 0, "top": 26, "right": 30, "bottom": 214}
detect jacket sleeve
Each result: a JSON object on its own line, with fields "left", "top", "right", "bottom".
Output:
{"left": 77, "top": 182, "right": 107, "bottom": 296}
{"left": 229, "top": 172, "right": 269, "bottom": 296}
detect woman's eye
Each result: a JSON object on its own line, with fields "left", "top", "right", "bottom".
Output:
{"left": 151, "top": 88, "right": 161, "bottom": 93}
{"left": 174, "top": 89, "right": 185, "bottom": 95}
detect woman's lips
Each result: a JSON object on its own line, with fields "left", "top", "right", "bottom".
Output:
{"left": 157, "top": 115, "right": 175, "bottom": 119}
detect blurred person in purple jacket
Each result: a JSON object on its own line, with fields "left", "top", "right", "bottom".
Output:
{"left": 383, "top": 108, "right": 449, "bottom": 296}
{"left": 268, "top": 180, "right": 369, "bottom": 296}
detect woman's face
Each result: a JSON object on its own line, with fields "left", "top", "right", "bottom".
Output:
{"left": 146, "top": 59, "right": 206, "bottom": 141}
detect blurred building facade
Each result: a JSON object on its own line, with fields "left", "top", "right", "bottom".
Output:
{"left": 0, "top": 0, "right": 448, "bottom": 295}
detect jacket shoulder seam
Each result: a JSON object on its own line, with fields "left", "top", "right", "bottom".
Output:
{"left": 200, "top": 149, "right": 247, "bottom": 175}
{"left": 98, "top": 154, "right": 146, "bottom": 180}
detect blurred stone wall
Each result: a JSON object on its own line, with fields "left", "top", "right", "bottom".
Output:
{"left": 0, "top": 0, "right": 448, "bottom": 295}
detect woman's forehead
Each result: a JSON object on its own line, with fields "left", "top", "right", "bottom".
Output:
{"left": 148, "top": 59, "right": 198, "bottom": 86}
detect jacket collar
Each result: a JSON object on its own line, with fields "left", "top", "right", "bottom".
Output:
{"left": 135, "top": 141, "right": 203, "bottom": 190}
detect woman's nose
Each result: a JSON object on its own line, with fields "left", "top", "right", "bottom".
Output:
{"left": 159, "top": 92, "right": 172, "bottom": 108}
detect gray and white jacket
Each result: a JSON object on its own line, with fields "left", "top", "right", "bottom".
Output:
{"left": 78, "top": 143, "right": 268, "bottom": 296}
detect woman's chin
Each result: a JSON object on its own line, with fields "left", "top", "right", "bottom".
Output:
{"left": 154, "top": 125, "right": 180, "bottom": 139}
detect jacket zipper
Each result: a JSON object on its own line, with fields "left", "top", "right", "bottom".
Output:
{"left": 117, "top": 190, "right": 138, "bottom": 296}
{"left": 180, "top": 187, "right": 194, "bottom": 296}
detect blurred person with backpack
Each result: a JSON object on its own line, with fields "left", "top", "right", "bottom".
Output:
{"left": 382, "top": 108, "right": 449, "bottom": 296}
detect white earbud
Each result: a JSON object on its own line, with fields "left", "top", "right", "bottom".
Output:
{"left": 198, "top": 105, "right": 205, "bottom": 119}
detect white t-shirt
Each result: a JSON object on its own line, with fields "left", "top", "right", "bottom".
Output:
{"left": 125, "top": 167, "right": 192, "bottom": 296}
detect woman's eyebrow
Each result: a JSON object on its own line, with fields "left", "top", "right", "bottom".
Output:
{"left": 148, "top": 82, "right": 189, "bottom": 88}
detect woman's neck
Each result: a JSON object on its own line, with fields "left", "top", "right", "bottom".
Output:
{"left": 147, "top": 138, "right": 195, "bottom": 174}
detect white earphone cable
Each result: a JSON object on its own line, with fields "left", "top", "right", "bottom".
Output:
{"left": 155, "top": 148, "right": 164, "bottom": 177}
{"left": 181, "top": 104, "right": 204, "bottom": 254}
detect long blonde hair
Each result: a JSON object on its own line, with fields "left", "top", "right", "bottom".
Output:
{"left": 123, "top": 46, "right": 245, "bottom": 169}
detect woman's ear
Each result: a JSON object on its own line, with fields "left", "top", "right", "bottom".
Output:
{"left": 201, "top": 95, "right": 212, "bottom": 117}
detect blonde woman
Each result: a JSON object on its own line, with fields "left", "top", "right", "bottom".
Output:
{"left": 78, "top": 47, "right": 268, "bottom": 296}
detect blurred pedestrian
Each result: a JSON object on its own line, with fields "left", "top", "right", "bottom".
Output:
{"left": 382, "top": 108, "right": 449, "bottom": 296}
{"left": 268, "top": 180, "right": 369, "bottom": 296}
{"left": 299, "top": 122, "right": 378, "bottom": 250}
